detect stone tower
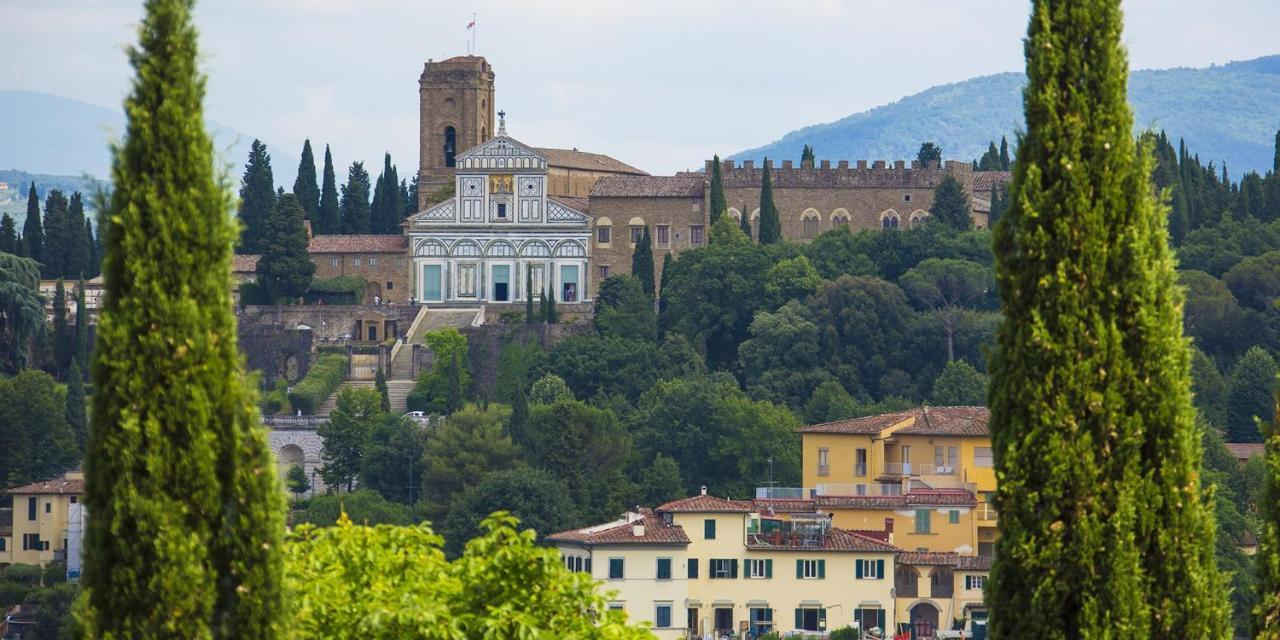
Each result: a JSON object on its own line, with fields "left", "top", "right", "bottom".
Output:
{"left": 417, "top": 56, "right": 496, "bottom": 210}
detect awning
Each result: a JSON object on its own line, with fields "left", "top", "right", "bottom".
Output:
{"left": 746, "top": 600, "right": 770, "bottom": 607}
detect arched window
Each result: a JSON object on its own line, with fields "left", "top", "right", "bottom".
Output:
{"left": 486, "top": 240, "right": 515, "bottom": 257}
{"left": 831, "top": 208, "right": 851, "bottom": 228}
{"left": 728, "top": 208, "right": 741, "bottom": 221}
{"left": 801, "top": 208, "right": 822, "bottom": 239}
{"left": 909, "top": 210, "right": 930, "bottom": 229}
{"left": 416, "top": 240, "right": 448, "bottom": 257}
{"left": 629, "top": 216, "right": 646, "bottom": 245}
{"left": 553, "top": 241, "right": 586, "bottom": 257}
{"left": 881, "top": 209, "right": 901, "bottom": 230}
{"left": 452, "top": 240, "right": 480, "bottom": 257}
{"left": 520, "top": 240, "right": 551, "bottom": 257}
{"left": 595, "top": 217, "right": 613, "bottom": 245}
{"left": 444, "top": 126, "right": 457, "bottom": 167}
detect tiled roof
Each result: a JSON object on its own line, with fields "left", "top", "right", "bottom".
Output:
{"left": 897, "top": 551, "right": 961, "bottom": 567}
{"left": 232, "top": 254, "right": 260, "bottom": 273}
{"left": 535, "top": 147, "right": 647, "bottom": 176}
{"left": 907, "top": 489, "right": 978, "bottom": 507}
{"left": 308, "top": 235, "right": 408, "bottom": 254}
{"left": 1225, "top": 443, "right": 1265, "bottom": 461}
{"left": 752, "top": 499, "right": 817, "bottom": 514}
{"left": 849, "top": 529, "right": 892, "bottom": 542}
{"left": 546, "top": 514, "right": 690, "bottom": 546}
{"left": 551, "top": 196, "right": 591, "bottom": 214}
{"left": 657, "top": 493, "right": 753, "bottom": 513}
{"left": 815, "top": 489, "right": 977, "bottom": 510}
{"left": 957, "top": 555, "right": 993, "bottom": 571}
{"left": 6, "top": 477, "right": 84, "bottom": 496}
{"left": 816, "top": 495, "right": 907, "bottom": 509}
{"left": 970, "top": 171, "right": 1012, "bottom": 192}
{"left": 590, "top": 175, "right": 705, "bottom": 198}
{"left": 797, "top": 406, "right": 989, "bottom": 438}
{"left": 821, "top": 528, "right": 901, "bottom": 553}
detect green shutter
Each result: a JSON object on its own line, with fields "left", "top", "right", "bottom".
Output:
{"left": 818, "top": 559, "right": 825, "bottom": 579}
{"left": 688, "top": 558, "right": 698, "bottom": 579}
{"left": 730, "top": 559, "right": 738, "bottom": 578}
{"left": 876, "top": 609, "right": 885, "bottom": 631}
{"left": 795, "top": 609, "right": 803, "bottom": 630}
{"left": 856, "top": 559, "right": 863, "bottom": 579}
{"left": 765, "top": 559, "right": 773, "bottom": 578}
{"left": 877, "top": 559, "right": 885, "bottom": 579}
{"left": 796, "top": 559, "right": 803, "bottom": 578}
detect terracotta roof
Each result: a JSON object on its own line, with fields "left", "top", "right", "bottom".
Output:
{"left": 551, "top": 196, "right": 591, "bottom": 214}
{"left": 898, "top": 551, "right": 960, "bottom": 567}
{"left": 957, "top": 555, "right": 993, "bottom": 571}
{"left": 815, "top": 489, "right": 977, "bottom": 510}
{"left": 970, "top": 171, "right": 1012, "bottom": 192}
{"left": 849, "top": 529, "right": 892, "bottom": 542}
{"left": 816, "top": 495, "right": 908, "bottom": 509}
{"left": 798, "top": 406, "right": 989, "bottom": 438}
{"left": 657, "top": 493, "right": 753, "bottom": 513}
{"left": 817, "top": 528, "right": 901, "bottom": 553}
{"left": 232, "top": 254, "right": 260, "bottom": 273}
{"left": 308, "top": 235, "right": 408, "bottom": 254}
{"left": 6, "top": 477, "right": 84, "bottom": 495}
{"left": 907, "top": 489, "right": 978, "bottom": 507}
{"left": 590, "top": 175, "right": 705, "bottom": 198}
{"left": 1225, "top": 443, "right": 1265, "bottom": 461}
{"left": 546, "top": 514, "right": 690, "bottom": 546}
{"left": 535, "top": 147, "right": 647, "bottom": 176}
{"left": 752, "top": 499, "right": 817, "bottom": 514}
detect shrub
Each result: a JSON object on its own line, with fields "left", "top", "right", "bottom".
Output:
{"left": 295, "top": 490, "right": 412, "bottom": 526}
{"left": 264, "top": 378, "right": 291, "bottom": 415}
{"left": 0, "top": 582, "right": 31, "bottom": 607}
{"left": 304, "top": 276, "right": 367, "bottom": 305}
{"left": 288, "top": 354, "right": 349, "bottom": 414}
{"left": 830, "top": 627, "right": 858, "bottom": 640}
{"left": 1, "top": 564, "right": 45, "bottom": 586}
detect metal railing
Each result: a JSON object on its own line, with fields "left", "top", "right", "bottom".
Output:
{"left": 880, "top": 462, "right": 913, "bottom": 476}
{"left": 977, "top": 504, "right": 998, "bottom": 522}
{"left": 755, "top": 487, "right": 807, "bottom": 500}
{"left": 817, "top": 464, "right": 830, "bottom": 477}
{"left": 263, "top": 415, "right": 325, "bottom": 429}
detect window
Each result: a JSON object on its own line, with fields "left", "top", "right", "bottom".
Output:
{"left": 655, "top": 604, "right": 672, "bottom": 629}
{"left": 904, "top": 194, "right": 912, "bottom": 202}
{"left": 44, "top": 502, "right": 51, "bottom": 514}
{"left": 444, "top": 126, "right": 457, "bottom": 167}
{"left": 745, "top": 559, "right": 772, "bottom": 579}
{"left": 369, "top": 257, "right": 378, "bottom": 267}
{"left": 687, "top": 558, "right": 699, "bottom": 579}
{"left": 598, "top": 265, "right": 610, "bottom": 279}
{"left": 690, "top": 225, "right": 705, "bottom": 245}
{"left": 749, "top": 607, "right": 774, "bottom": 634}
{"left": 856, "top": 559, "right": 885, "bottom": 580}
{"left": 803, "top": 216, "right": 820, "bottom": 239}
{"left": 915, "top": 509, "right": 932, "bottom": 534}
{"left": 630, "top": 226, "right": 644, "bottom": 244}
{"left": 854, "top": 608, "right": 886, "bottom": 634}
{"left": 0, "top": 538, "right": 4, "bottom": 551}
{"left": 975, "top": 447, "right": 994, "bottom": 468}
{"left": 386, "top": 281, "right": 393, "bottom": 290}
{"left": 966, "top": 575, "right": 986, "bottom": 591}
{"left": 704, "top": 519, "right": 716, "bottom": 540}
{"left": 950, "top": 510, "right": 961, "bottom": 524}
{"left": 796, "top": 559, "right": 824, "bottom": 579}
{"left": 352, "top": 257, "right": 361, "bottom": 267}
{"left": 882, "top": 216, "right": 899, "bottom": 229}
{"left": 710, "top": 559, "right": 737, "bottom": 579}
{"left": 655, "top": 225, "right": 670, "bottom": 246}
{"left": 458, "top": 264, "right": 477, "bottom": 297}
{"left": 795, "top": 608, "right": 826, "bottom": 632}
{"left": 497, "top": 203, "right": 508, "bottom": 219}
{"left": 818, "top": 447, "right": 830, "bottom": 477}
{"left": 608, "top": 602, "right": 624, "bottom": 612}
{"left": 21, "top": 534, "right": 40, "bottom": 551}
{"left": 330, "top": 257, "right": 339, "bottom": 267}
{"left": 656, "top": 558, "right": 672, "bottom": 580}
{"left": 70, "top": 496, "right": 76, "bottom": 504}
{"left": 28, "top": 496, "right": 36, "bottom": 520}
{"left": 855, "top": 448, "right": 868, "bottom": 476}
{"left": 597, "top": 226, "right": 611, "bottom": 244}
{"left": 608, "top": 558, "right": 625, "bottom": 580}
{"left": 933, "top": 446, "right": 958, "bottom": 473}
{"left": 979, "top": 542, "right": 996, "bottom": 557}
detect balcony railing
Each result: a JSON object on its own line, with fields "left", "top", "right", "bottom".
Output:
{"left": 817, "top": 464, "right": 830, "bottom": 477}
{"left": 854, "top": 463, "right": 868, "bottom": 476}
{"left": 977, "top": 504, "right": 998, "bottom": 522}
{"left": 880, "top": 462, "right": 913, "bottom": 476}
{"left": 755, "top": 487, "right": 808, "bottom": 500}
{"left": 919, "top": 464, "right": 959, "bottom": 476}
{"left": 814, "top": 483, "right": 902, "bottom": 497}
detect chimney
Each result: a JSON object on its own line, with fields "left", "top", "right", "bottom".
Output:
{"left": 700, "top": 485, "right": 708, "bottom": 496}
{"left": 884, "top": 517, "right": 894, "bottom": 533}
{"left": 633, "top": 524, "right": 645, "bottom": 537}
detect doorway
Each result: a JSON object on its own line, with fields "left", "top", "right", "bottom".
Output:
{"left": 493, "top": 265, "right": 510, "bottom": 302}
{"left": 422, "top": 264, "right": 442, "bottom": 302}
{"left": 713, "top": 608, "right": 733, "bottom": 636}
{"left": 910, "top": 602, "right": 940, "bottom": 639}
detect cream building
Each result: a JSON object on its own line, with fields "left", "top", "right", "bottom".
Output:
{"left": 1, "top": 471, "right": 85, "bottom": 567}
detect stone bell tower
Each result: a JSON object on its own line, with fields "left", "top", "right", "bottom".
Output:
{"left": 417, "top": 55, "right": 496, "bottom": 210}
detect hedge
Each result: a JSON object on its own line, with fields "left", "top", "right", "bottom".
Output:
{"left": 288, "top": 354, "right": 349, "bottom": 414}
{"left": 304, "top": 276, "right": 366, "bottom": 305}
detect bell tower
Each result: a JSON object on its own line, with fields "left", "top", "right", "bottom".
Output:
{"left": 417, "top": 55, "right": 496, "bottom": 210}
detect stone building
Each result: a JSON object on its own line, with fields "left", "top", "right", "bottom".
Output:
{"left": 308, "top": 235, "right": 411, "bottom": 304}
{"left": 587, "top": 175, "right": 707, "bottom": 290}
{"left": 536, "top": 147, "right": 648, "bottom": 198}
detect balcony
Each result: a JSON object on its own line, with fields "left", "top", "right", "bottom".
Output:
{"left": 879, "top": 462, "right": 913, "bottom": 477}
{"left": 817, "top": 464, "right": 830, "bottom": 477}
{"left": 747, "top": 516, "right": 832, "bottom": 549}
{"left": 814, "top": 483, "right": 901, "bottom": 497}
{"left": 977, "top": 504, "right": 998, "bottom": 522}
{"left": 755, "top": 487, "right": 807, "bottom": 500}
{"left": 854, "top": 462, "right": 867, "bottom": 477}
{"left": 919, "top": 464, "right": 958, "bottom": 476}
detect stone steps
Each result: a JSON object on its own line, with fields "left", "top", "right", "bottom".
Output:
{"left": 314, "top": 379, "right": 417, "bottom": 417}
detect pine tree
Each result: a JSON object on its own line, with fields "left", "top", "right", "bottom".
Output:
{"left": 65, "top": 359, "right": 87, "bottom": 449}
{"left": 82, "top": 0, "right": 285, "bottom": 636}
{"left": 340, "top": 161, "right": 372, "bottom": 234}
{"left": 929, "top": 175, "right": 972, "bottom": 231}
{"left": 758, "top": 159, "right": 782, "bottom": 244}
{"left": 42, "top": 190, "right": 69, "bottom": 278}
{"left": 987, "top": 0, "right": 1227, "bottom": 637}
{"left": 236, "top": 139, "right": 275, "bottom": 254}
{"left": 708, "top": 155, "right": 727, "bottom": 224}
{"left": 917, "top": 142, "right": 942, "bottom": 167}
{"left": 22, "top": 182, "right": 42, "bottom": 264}
{"left": 66, "top": 192, "right": 90, "bottom": 278}
{"left": 1257, "top": 392, "right": 1280, "bottom": 637}
{"left": 316, "top": 145, "right": 340, "bottom": 234}
{"left": 74, "top": 279, "right": 87, "bottom": 376}
{"left": 0, "top": 213, "right": 16, "bottom": 254}
{"left": 999, "top": 135, "right": 1011, "bottom": 170}
{"left": 293, "top": 139, "right": 319, "bottom": 222}
{"left": 1226, "top": 346, "right": 1278, "bottom": 443}
{"left": 525, "top": 264, "right": 535, "bottom": 323}
{"left": 631, "top": 226, "right": 655, "bottom": 297}
{"left": 255, "top": 193, "right": 315, "bottom": 303}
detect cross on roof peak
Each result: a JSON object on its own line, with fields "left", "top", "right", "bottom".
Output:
{"left": 497, "top": 110, "right": 507, "bottom": 135}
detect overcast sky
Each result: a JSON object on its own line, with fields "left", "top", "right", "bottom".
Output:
{"left": 4, "top": 0, "right": 1279, "bottom": 177}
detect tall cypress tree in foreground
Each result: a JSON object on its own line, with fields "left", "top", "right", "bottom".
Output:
{"left": 757, "top": 159, "right": 781, "bottom": 244}
{"left": 708, "top": 155, "right": 727, "bottom": 224}
{"left": 631, "top": 226, "right": 655, "bottom": 297}
{"left": 236, "top": 139, "right": 275, "bottom": 254}
{"left": 292, "top": 139, "right": 319, "bottom": 223}
{"left": 316, "top": 145, "right": 340, "bottom": 234}
{"left": 23, "top": 183, "right": 42, "bottom": 264}
{"left": 1258, "top": 392, "right": 1280, "bottom": 637}
{"left": 987, "top": 0, "right": 1226, "bottom": 637}
{"left": 82, "top": 0, "right": 284, "bottom": 636}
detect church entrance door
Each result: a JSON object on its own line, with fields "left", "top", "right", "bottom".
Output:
{"left": 492, "top": 265, "right": 510, "bottom": 302}
{"left": 422, "top": 264, "right": 442, "bottom": 302}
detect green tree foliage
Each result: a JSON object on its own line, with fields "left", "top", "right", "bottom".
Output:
{"left": 292, "top": 139, "right": 319, "bottom": 222}
{"left": 0, "top": 253, "right": 44, "bottom": 372}
{"left": 710, "top": 210, "right": 751, "bottom": 246}
{"left": 21, "top": 582, "right": 79, "bottom": 640}
{"left": 708, "top": 154, "right": 727, "bottom": 223}
{"left": 917, "top": 142, "right": 942, "bottom": 167}
{"left": 418, "top": 404, "right": 520, "bottom": 522}
{"left": 1194, "top": 426, "right": 1259, "bottom": 635}
{"left": 236, "top": 139, "right": 275, "bottom": 254}
{"left": 757, "top": 159, "right": 782, "bottom": 244}
{"left": 1190, "top": 348, "right": 1228, "bottom": 428}
{"left": 406, "top": 327, "right": 470, "bottom": 414}
{"left": 296, "top": 490, "right": 412, "bottom": 526}
{"left": 23, "top": 182, "right": 43, "bottom": 264}
{"left": 0, "top": 370, "right": 78, "bottom": 487}
{"left": 287, "top": 354, "right": 348, "bottom": 414}
{"left": 529, "top": 373, "right": 574, "bottom": 405}
{"left": 801, "top": 144, "right": 815, "bottom": 166}
{"left": 1223, "top": 250, "right": 1280, "bottom": 315}
{"left": 0, "top": 213, "right": 17, "bottom": 254}
{"left": 73, "top": 280, "right": 87, "bottom": 375}
{"left": 739, "top": 203, "right": 753, "bottom": 238}
{"left": 340, "top": 161, "right": 372, "bottom": 234}
{"left": 316, "top": 144, "right": 340, "bottom": 234}
{"left": 987, "top": 0, "right": 1227, "bottom": 635}
{"left": 360, "top": 416, "right": 428, "bottom": 504}
{"left": 65, "top": 192, "right": 91, "bottom": 279}
{"left": 738, "top": 301, "right": 832, "bottom": 408}
{"left": 374, "top": 368, "right": 391, "bottom": 412}
{"left": 929, "top": 359, "right": 987, "bottom": 406}
{"left": 929, "top": 175, "right": 973, "bottom": 231}
{"left": 640, "top": 453, "right": 685, "bottom": 506}
{"left": 805, "top": 275, "right": 915, "bottom": 397}
{"left": 525, "top": 264, "right": 535, "bottom": 322}
{"left": 370, "top": 153, "right": 404, "bottom": 234}
{"left": 255, "top": 193, "right": 315, "bottom": 302}
{"left": 1257, "top": 390, "right": 1280, "bottom": 637}
{"left": 899, "top": 258, "right": 993, "bottom": 362}
{"left": 494, "top": 338, "right": 545, "bottom": 404}
{"left": 999, "top": 135, "right": 1011, "bottom": 169}
{"left": 524, "top": 399, "right": 631, "bottom": 522}
{"left": 541, "top": 285, "right": 558, "bottom": 324}
{"left": 976, "top": 140, "right": 1007, "bottom": 171}
{"left": 631, "top": 225, "right": 655, "bottom": 297}
{"left": 318, "top": 387, "right": 384, "bottom": 491}
{"left": 82, "top": 2, "right": 286, "bottom": 633}
{"left": 286, "top": 464, "right": 309, "bottom": 500}
{"left": 763, "top": 255, "right": 821, "bottom": 310}
{"left": 41, "top": 189, "right": 69, "bottom": 278}
{"left": 440, "top": 468, "right": 575, "bottom": 556}
{"left": 594, "top": 275, "right": 656, "bottom": 341}
{"left": 283, "top": 513, "right": 651, "bottom": 639}
{"left": 803, "top": 379, "right": 859, "bottom": 424}
{"left": 65, "top": 359, "right": 88, "bottom": 449}
{"left": 51, "top": 279, "right": 73, "bottom": 375}
{"left": 1179, "top": 269, "right": 1251, "bottom": 362}
{"left": 1226, "top": 346, "right": 1278, "bottom": 442}
{"left": 544, "top": 334, "right": 702, "bottom": 404}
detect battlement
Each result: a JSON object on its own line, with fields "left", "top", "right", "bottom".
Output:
{"left": 708, "top": 156, "right": 971, "bottom": 190}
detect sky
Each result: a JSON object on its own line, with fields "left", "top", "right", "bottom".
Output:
{"left": 4, "top": 0, "right": 1280, "bottom": 177}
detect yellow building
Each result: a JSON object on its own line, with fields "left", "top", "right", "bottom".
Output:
{"left": 551, "top": 489, "right": 901, "bottom": 638}
{"left": 1, "top": 471, "right": 85, "bottom": 567}
{"left": 893, "top": 552, "right": 991, "bottom": 638}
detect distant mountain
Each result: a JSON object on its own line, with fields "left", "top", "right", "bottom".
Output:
{"left": 0, "top": 90, "right": 298, "bottom": 191}
{"left": 731, "top": 55, "right": 1280, "bottom": 177}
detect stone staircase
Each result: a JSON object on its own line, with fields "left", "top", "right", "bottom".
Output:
{"left": 314, "top": 379, "right": 416, "bottom": 416}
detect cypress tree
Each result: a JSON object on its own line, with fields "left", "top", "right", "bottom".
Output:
{"left": 370, "top": 173, "right": 384, "bottom": 235}
{"left": 292, "top": 139, "right": 319, "bottom": 222}
{"left": 758, "top": 159, "right": 782, "bottom": 244}
{"left": 316, "top": 144, "right": 340, "bottom": 234}
{"left": 1274, "top": 129, "right": 1279, "bottom": 174}
{"left": 52, "top": 279, "right": 71, "bottom": 375}
{"left": 708, "top": 155, "right": 727, "bottom": 224}
{"left": 74, "top": 279, "right": 87, "bottom": 375}
{"left": 543, "top": 286, "right": 557, "bottom": 324}
{"left": 658, "top": 253, "right": 674, "bottom": 320}
{"left": 1257, "top": 393, "right": 1280, "bottom": 637}
{"left": 87, "top": 218, "right": 102, "bottom": 278}
{"left": 987, "top": 0, "right": 1227, "bottom": 637}
{"left": 508, "top": 377, "right": 529, "bottom": 446}
{"left": 236, "top": 139, "right": 275, "bottom": 254}
{"left": 375, "top": 368, "right": 391, "bottom": 413}
{"left": 42, "top": 189, "right": 69, "bottom": 278}
{"left": 255, "top": 193, "right": 315, "bottom": 304}
{"left": 66, "top": 192, "right": 90, "bottom": 278}
{"left": 930, "top": 175, "right": 973, "bottom": 231}
{"left": 739, "top": 203, "right": 752, "bottom": 238}
{"left": 65, "top": 359, "right": 87, "bottom": 449}
{"left": 372, "top": 153, "right": 402, "bottom": 234}
{"left": 22, "top": 182, "right": 42, "bottom": 264}
{"left": 631, "top": 226, "right": 655, "bottom": 297}
{"left": 340, "top": 161, "right": 371, "bottom": 234}
{"left": 801, "top": 144, "right": 815, "bottom": 166}
{"left": 82, "top": 0, "right": 285, "bottom": 636}
{"left": 999, "top": 135, "right": 1011, "bottom": 170}
{"left": 0, "top": 213, "right": 16, "bottom": 254}
{"left": 525, "top": 264, "right": 535, "bottom": 323}
{"left": 1226, "top": 346, "right": 1278, "bottom": 443}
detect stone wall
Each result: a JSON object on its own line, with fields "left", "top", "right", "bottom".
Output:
{"left": 311, "top": 252, "right": 413, "bottom": 304}
{"left": 239, "top": 304, "right": 420, "bottom": 342}
{"left": 588, "top": 195, "right": 707, "bottom": 294}
{"left": 237, "top": 323, "right": 314, "bottom": 389}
